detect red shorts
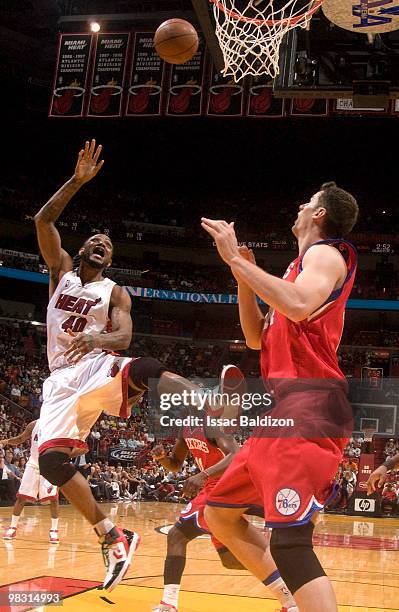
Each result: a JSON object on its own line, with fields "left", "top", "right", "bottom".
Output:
{"left": 177, "top": 481, "right": 225, "bottom": 550}
{"left": 207, "top": 390, "right": 349, "bottom": 527}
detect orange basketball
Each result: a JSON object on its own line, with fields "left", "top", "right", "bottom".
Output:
{"left": 154, "top": 19, "right": 199, "bottom": 65}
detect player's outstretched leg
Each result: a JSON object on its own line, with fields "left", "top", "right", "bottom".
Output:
{"left": 49, "top": 498, "right": 60, "bottom": 544}
{"left": 153, "top": 525, "right": 191, "bottom": 612}
{"left": 39, "top": 447, "right": 140, "bottom": 591}
{"left": 3, "top": 497, "right": 25, "bottom": 540}
{"left": 205, "top": 506, "right": 298, "bottom": 612}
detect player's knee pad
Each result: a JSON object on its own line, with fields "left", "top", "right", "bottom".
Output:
{"left": 128, "top": 357, "right": 167, "bottom": 394}
{"left": 39, "top": 451, "right": 76, "bottom": 487}
{"left": 270, "top": 522, "right": 325, "bottom": 594}
{"left": 217, "top": 547, "right": 246, "bottom": 570}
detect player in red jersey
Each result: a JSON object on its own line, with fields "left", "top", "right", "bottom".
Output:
{"left": 201, "top": 182, "right": 358, "bottom": 611}
{"left": 151, "top": 419, "right": 298, "bottom": 612}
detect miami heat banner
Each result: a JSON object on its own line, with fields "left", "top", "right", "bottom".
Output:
{"left": 247, "top": 79, "right": 285, "bottom": 118}
{"left": 87, "top": 33, "right": 129, "bottom": 117}
{"left": 206, "top": 66, "right": 244, "bottom": 117}
{"left": 126, "top": 32, "right": 165, "bottom": 116}
{"left": 166, "top": 35, "right": 206, "bottom": 116}
{"left": 289, "top": 98, "right": 329, "bottom": 117}
{"left": 49, "top": 34, "right": 92, "bottom": 117}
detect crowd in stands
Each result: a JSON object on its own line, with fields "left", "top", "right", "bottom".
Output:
{"left": 2, "top": 247, "right": 399, "bottom": 300}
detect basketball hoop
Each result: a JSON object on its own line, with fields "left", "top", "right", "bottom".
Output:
{"left": 210, "top": 0, "right": 322, "bottom": 81}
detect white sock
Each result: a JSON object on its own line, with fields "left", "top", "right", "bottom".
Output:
{"left": 51, "top": 518, "right": 59, "bottom": 531}
{"left": 11, "top": 515, "right": 20, "bottom": 528}
{"left": 162, "top": 584, "right": 180, "bottom": 609}
{"left": 265, "top": 573, "right": 296, "bottom": 608}
{"left": 94, "top": 518, "right": 115, "bottom": 537}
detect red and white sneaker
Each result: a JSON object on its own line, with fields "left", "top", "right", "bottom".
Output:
{"left": 49, "top": 529, "right": 60, "bottom": 544}
{"left": 100, "top": 527, "right": 140, "bottom": 592}
{"left": 281, "top": 607, "right": 299, "bottom": 612}
{"left": 3, "top": 526, "right": 17, "bottom": 540}
{"left": 153, "top": 604, "right": 178, "bottom": 612}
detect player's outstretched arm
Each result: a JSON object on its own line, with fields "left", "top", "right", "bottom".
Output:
{"left": 1, "top": 420, "right": 36, "bottom": 447}
{"left": 152, "top": 439, "right": 189, "bottom": 472}
{"left": 367, "top": 452, "right": 399, "bottom": 495}
{"left": 34, "top": 139, "right": 104, "bottom": 293}
{"left": 236, "top": 246, "right": 264, "bottom": 349}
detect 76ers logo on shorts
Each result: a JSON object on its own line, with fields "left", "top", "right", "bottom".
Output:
{"left": 181, "top": 502, "right": 192, "bottom": 515}
{"left": 275, "top": 488, "right": 301, "bottom": 516}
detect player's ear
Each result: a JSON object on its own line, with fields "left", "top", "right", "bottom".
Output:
{"left": 79, "top": 247, "right": 85, "bottom": 256}
{"left": 314, "top": 207, "right": 326, "bottom": 219}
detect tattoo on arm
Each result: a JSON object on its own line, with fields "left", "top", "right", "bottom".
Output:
{"left": 35, "top": 178, "right": 82, "bottom": 224}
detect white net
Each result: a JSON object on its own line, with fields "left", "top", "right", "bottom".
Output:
{"left": 211, "top": 0, "right": 322, "bottom": 82}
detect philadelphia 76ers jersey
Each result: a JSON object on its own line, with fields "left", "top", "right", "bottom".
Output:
{"left": 47, "top": 270, "right": 115, "bottom": 371}
{"left": 183, "top": 424, "right": 225, "bottom": 482}
{"left": 261, "top": 239, "right": 357, "bottom": 381}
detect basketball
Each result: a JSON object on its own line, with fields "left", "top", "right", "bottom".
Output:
{"left": 154, "top": 19, "right": 199, "bottom": 65}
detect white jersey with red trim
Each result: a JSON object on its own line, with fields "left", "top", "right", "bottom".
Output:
{"left": 47, "top": 270, "right": 115, "bottom": 371}
{"left": 27, "top": 421, "right": 40, "bottom": 469}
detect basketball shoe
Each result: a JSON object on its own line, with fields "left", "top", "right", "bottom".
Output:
{"left": 3, "top": 526, "right": 17, "bottom": 540}
{"left": 100, "top": 527, "right": 140, "bottom": 592}
{"left": 49, "top": 529, "right": 60, "bottom": 544}
{"left": 281, "top": 607, "right": 299, "bottom": 612}
{"left": 153, "top": 604, "right": 178, "bottom": 612}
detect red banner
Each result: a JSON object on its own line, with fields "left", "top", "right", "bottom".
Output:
{"left": 355, "top": 454, "right": 375, "bottom": 493}
{"left": 49, "top": 34, "right": 93, "bottom": 117}
{"left": 166, "top": 36, "right": 206, "bottom": 116}
{"left": 126, "top": 32, "right": 165, "bottom": 117}
{"left": 87, "top": 33, "right": 130, "bottom": 117}
{"left": 206, "top": 66, "right": 244, "bottom": 117}
{"left": 290, "top": 98, "right": 329, "bottom": 117}
{"left": 247, "top": 78, "right": 285, "bottom": 118}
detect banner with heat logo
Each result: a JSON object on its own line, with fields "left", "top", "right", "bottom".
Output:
{"left": 166, "top": 35, "right": 206, "bottom": 116}
{"left": 126, "top": 32, "right": 165, "bottom": 117}
{"left": 49, "top": 34, "right": 93, "bottom": 117}
{"left": 246, "top": 77, "right": 285, "bottom": 118}
{"left": 87, "top": 33, "right": 130, "bottom": 117}
{"left": 206, "top": 65, "right": 244, "bottom": 117}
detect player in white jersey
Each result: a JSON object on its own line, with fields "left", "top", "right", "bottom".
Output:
{"left": 2, "top": 421, "right": 60, "bottom": 544}
{"left": 34, "top": 139, "right": 224, "bottom": 592}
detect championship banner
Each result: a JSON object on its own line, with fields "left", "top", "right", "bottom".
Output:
{"left": 126, "top": 32, "right": 165, "bottom": 116}
{"left": 166, "top": 35, "right": 206, "bottom": 116}
{"left": 247, "top": 79, "right": 285, "bottom": 118}
{"left": 49, "top": 34, "right": 92, "bottom": 117}
{"left": 87, "top": 33, "right": 130, "bottom": 117}
{"left": 289, "top": 98, "right": 329, "bottom": 117}
{"left": 206, "top": 66, "right": 244, "bottom": 117}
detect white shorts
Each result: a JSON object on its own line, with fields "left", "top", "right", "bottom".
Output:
{"left": 38, "top": 352, "right": 134, "bottom": 454}
{"left": 17, "top": 463, "right": 58, "bottom": 502}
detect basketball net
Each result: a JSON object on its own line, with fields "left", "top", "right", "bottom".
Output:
{"left": 211, "top": 0, "right": 322, "bottom": 81}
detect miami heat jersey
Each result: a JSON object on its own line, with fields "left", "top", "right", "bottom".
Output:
{"left": 47, "top": 270, "right": 115, "bottom": 371}
{"left": 27, "top": 421, "right": 40, "bottom": 468}
{"left": 261, "top": 239, "right": 357, "bottom": 381}
{"left": 183, "top": 425, "right": 225, "bottom": 482}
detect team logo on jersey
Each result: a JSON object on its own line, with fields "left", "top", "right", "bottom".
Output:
{"left": 47, "top": 486, "right": 54, "bottom": 494}
{"left": 181, "top": 502, "right": 192, "bottom": 514}
{"left": 108, "top": 360, "right": 121, "bottom": 378}
{"left": 64, "top": 279, "right": 70, "bottom": 288}
{"left": 275, "top": 488, "right": 301, "bottom": 516}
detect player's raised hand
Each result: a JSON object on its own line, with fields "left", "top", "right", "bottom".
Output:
{"left": 74, "top": 139, "right": 104, "bottom": 185}
{"left": 201, "top": 218, "right": 240, "bottom": 266}
{"left": 238, "top": 245, "right": 256, "bottom": 264}
{"left": 152, "top": 444, "right": 167, "bottom": 460}
{"left": 367, "top": 465, "right": 388, "bottom": 495}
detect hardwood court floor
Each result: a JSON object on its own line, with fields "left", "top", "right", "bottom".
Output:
{"left": 0, "top": 502, "right": 398, "bottom": 611}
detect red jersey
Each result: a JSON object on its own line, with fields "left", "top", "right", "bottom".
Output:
{"left": 261, "top": 239, "right": 357, "bottom": 382}
{"left": 183, "top": 425, "right": 225, "bottom": 482}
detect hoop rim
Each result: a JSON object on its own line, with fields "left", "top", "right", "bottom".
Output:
{"left": 210, "top": 0, "right": 322, "bottom": 27}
